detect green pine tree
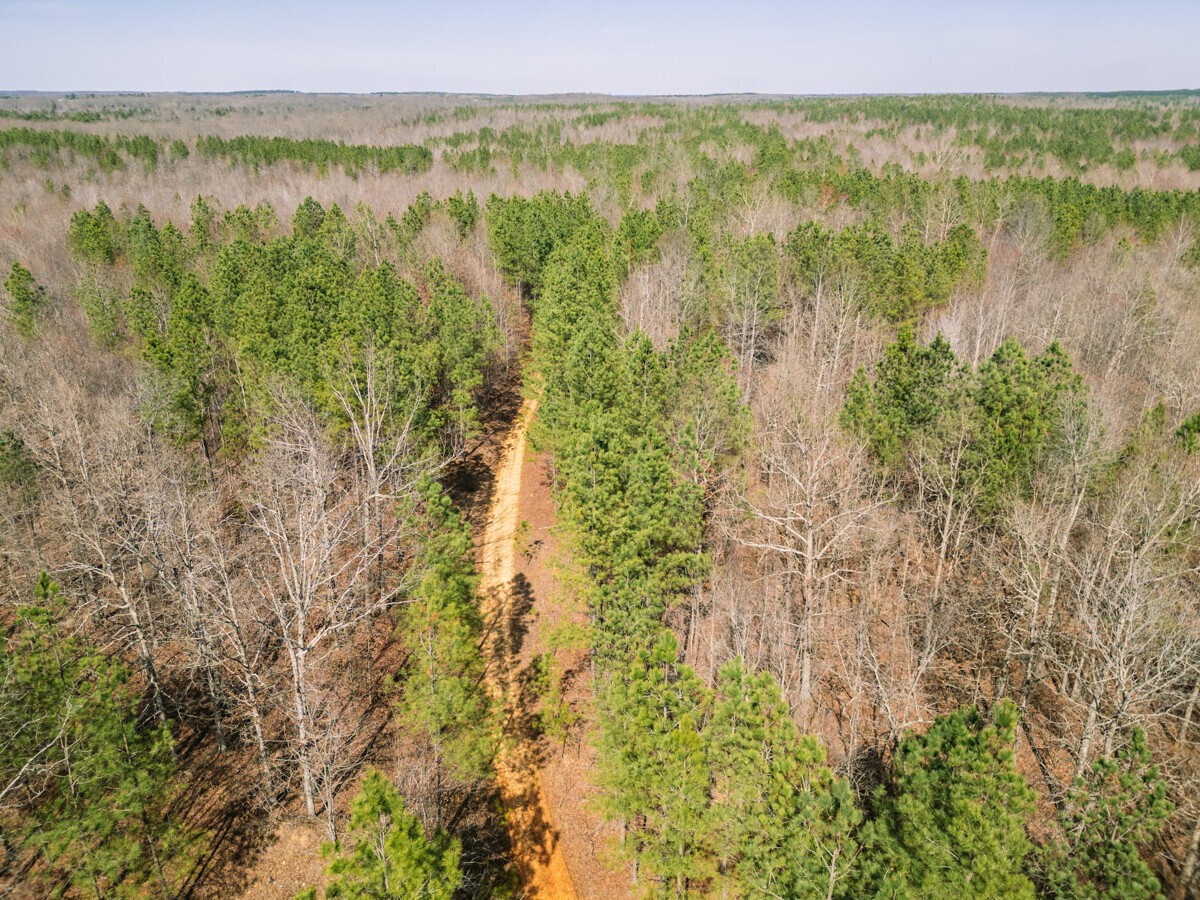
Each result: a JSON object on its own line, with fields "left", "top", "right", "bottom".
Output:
{"left": 2, "top": 261, "right": 46, "bottom": 337}
{"left": 706, "top": 659, "right": 860, "bottom": 898}
{"left": 597, "top": 631, "right": 712, "bottom": 896}
{"left": 1, "top": 574, "right": 200, "bottom": 899}
{"left": 856, "top": 701, "right": 1037, "bottom": 900}
{"left": 1034, "top": 727, "right": 1172, "bottom": 900}
{"left": 394, "top": 485, "right": 494, "bottom": 831}
{"left": 298, "top": 768, "right": 462, "bottom": 900}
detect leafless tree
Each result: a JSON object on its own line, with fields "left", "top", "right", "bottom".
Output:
{"left": 735, "top": 420, "right": 891, "bottom": 712}
{"left": 245, "top": 385, "right": 427, "bottom": 820}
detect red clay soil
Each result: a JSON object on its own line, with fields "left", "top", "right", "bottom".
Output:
{"left": 492, "top": 410, "right": 634, "bottom": 900}
{"left": 478, "top": 399, "right": 579, "bottom": 899}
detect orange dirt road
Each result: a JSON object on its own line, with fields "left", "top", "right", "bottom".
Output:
{"left": 479, "top": 399, "right": 578, "bottom": 899}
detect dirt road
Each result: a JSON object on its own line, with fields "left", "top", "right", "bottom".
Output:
{"left": 479, "top": 398, "right": 578, "bottom": 899}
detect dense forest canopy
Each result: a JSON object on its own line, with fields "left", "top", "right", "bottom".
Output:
{"left": 0, "top": 91, "right": 1198, "bottom": 899}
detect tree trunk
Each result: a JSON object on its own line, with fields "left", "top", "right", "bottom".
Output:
{"left": 288, "top": 645, "right": 316, "bottom": 818}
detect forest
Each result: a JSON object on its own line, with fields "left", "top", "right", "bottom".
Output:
{"left": 0, "top": 90, "right": 1199, "bottom": 899}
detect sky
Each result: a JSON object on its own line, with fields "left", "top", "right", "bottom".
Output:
{"left": 0, "top": 0, "right": 1197, "bottom": 95}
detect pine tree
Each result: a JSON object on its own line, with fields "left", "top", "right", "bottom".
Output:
{"left": 2, "top": 261, "right": 45, "bottom": 337}
{"left": 842, "top": 325, "right": 961, "bottom": 468}
{"left": 597, "top": 631, "right": 712, "bottom": 895}
{"left": 856, "top": 701, "right": 1037, "bottom": 899}
{"left": 423, "top": 261, "right": 499, "bottom": 454}
{"left": 1, "top": 574, "right": 199, "bottom": 898}
{"left": 445, "top": 189, "right": 480, "bottom": 240}
{"left": 299, "top": 768, "right": 462, "bottom": 900}
{"left": 534, "top": 652, "right": 579, "bottom": 756}
{"left": 394, "top": 485, "right": 494, "bottom": 831}
{"left": 706, "top": 659, "right": 860, "bottom": 898}
{"left": 1034, "top": 727, "right": 1172, "bottom": 900}
{"left": 292, "top": 196, "right": 327, "bottom": 241}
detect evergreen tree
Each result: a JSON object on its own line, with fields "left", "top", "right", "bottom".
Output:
{"left": 298, "top": 768, "right": 461, "bottom": 900}
{"left": 597, "top": 631, "right": 712, "bottom": 895}
{"left": 706, "top": 659, "right": 860, "bottom": 898}
{"left": 1034, "top": 727, "right": 1172, "bottom": 900}
{"left": 1, "top": 574, "right": 199, "bottom": 898}
{"left": 445, "top": 189, "right": 480, "bottom": 240}
{"left": 856, "top": 701, "right": 1037, "bottom": 900}
{"left": 423, "top": 260, "right": 499, "bottom": 453}
{"left": 2, "top": 261, "right": 45, "bottom": 337}
{"left": 394, "top": 485, "right": 494, "bottom": 831}
{"left": 968, "top": 338, "right": 1082, "bottom": 512}
{"left": 292, "top": 196, "right": 327, "bottom": 241}
{"left": 842, "top": 325, "right": 961, "bottom": 468}
{"left": 534, "top": 652, "right": 579, "bottom": 756}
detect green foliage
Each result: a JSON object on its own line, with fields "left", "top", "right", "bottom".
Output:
{"left": 0, "top": 574, "right": 200, "bottom": 898}
{"left": 394, "top": 483, "right": 494, "bottom": 828}
{"left": 391, "top": 191, "right": 434, "bottom": 249}
{"left": 445, "top": 188, "right": 480, "bottom": 239}
{"left": 2, "top": 261, "right": 45, "bottom": 336}
{"left": 422, "top": 260, "right": 501, "bottom": 450}
{"left": 613, "top": 207, "right": 664, "bottom": 280}
{"left": 706, "top": 659, "right": 860, "bottom": 899}
{"left": 486, "top": 191, "right": 600, "bottom": 296}
{"left": 0, "top": 429, "right": 37, "bottom": 497}
{"left": 292, "top": 195, "right": 326, "bottom": 240}
{"left": 842, "top": 325, "right": 961, "bottom": 467}
{"left": 1176, "top": 411, "right": 1200, "bottom": 454}
{"left": 1034, "top": 728, "right": 1172, "bottom": 900}
{"left": 787, "top": 220, "right": 986, "bottom": 321}
{"left": 0, "top": 127, "right": 162, "bottom": 172}
{"left": 717, "top": 232, "right": 785, "bottom": 365}
{"left": 968, "top": 338, "right": 1083, "bottom": 507}
{"left": 189, "top": 195, "right": 217, "bottom": 253}
{"left": 844, "top": 329, "right": 1084, "bottom": 515}
{"left": 306, "top": 769, "right": 462, "bottom": 900}
{"left": 68, "top": 199, "right": 122, "bottom": 266}
{"left": 195, "top": 134, "right": 432, "bottom": 177}
{"left": 1178, "top": 145, "right": 1200, "bottom": 172}
{"left": 534, "top": 653, "right": 579, "bottom": 754}
{"left": 856, "top": 701, "right": 1037, "bottom": 900}
{"left": 67, "top": 198, "right": 498, "bottom": 454}
{"left": 597, "top": 631, "right": 713, "bottom": 894}
{"left": 663, "top": 328, "right": 750, "bottom": 488}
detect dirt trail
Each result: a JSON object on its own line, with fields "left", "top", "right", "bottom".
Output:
{"left": 479, "top": 398, "right": 578, "bottom": 899}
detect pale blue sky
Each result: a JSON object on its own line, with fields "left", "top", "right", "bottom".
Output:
{"left": 0, "top": 0, "right": 1196, "bottom": 94}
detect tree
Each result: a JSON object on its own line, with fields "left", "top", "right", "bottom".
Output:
{"left": 856, "top": 701, "right": 1037, "bottom": 900}
{"left": 423, "top": 261, "right": 499, "bottom": 457}
{"left": 394, "top": 484, "right": 493, "bottom": 832}
{"left": 1, "top": 574, "right": 199, "bottom": 899}
{"left": 247, "top": 391, "right": 392, "bottom": 822}
{"left": 2, "top": 262, "right": 45, "bottom": 337}
{"left": 718, "top": 233, "right": 783, "bottom": 400}
{"left": 739, "top": 418, "right": 891, "bottom": 707}
{"left": 298, "top": 768, "right": 462, "bottom": 900}
{"left": 842, "top": 325, "right": 960, "bottom": 469}
{"left": 534, "top": 652, "right": 579, "bottom": 756}
{"left": 292, "top": 196, "right": 327, "bottom": 241}
{"left": 706, "top": 659, "right": 861, "bottom": 899}
{"left": 445, "top": 189, "right": 479, "bottom": 240}
{"left": 1035, "top": 727, "right": 1172, "bottom": 900}
{"left": 597, "top": 631, "right": 712, "bottom": 894}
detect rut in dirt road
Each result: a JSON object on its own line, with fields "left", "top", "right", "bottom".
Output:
{"left": 479, "top": 399, "right": 578, "bottom": 899}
